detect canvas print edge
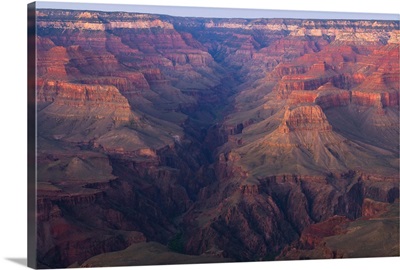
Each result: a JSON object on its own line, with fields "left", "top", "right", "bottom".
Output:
{"left": 26, "top": 1, "right": 398, "bottom": 268}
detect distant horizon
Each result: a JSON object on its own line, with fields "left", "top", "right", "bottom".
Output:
{"left": 36, "top": 1, "right": 400, "bottom": 20}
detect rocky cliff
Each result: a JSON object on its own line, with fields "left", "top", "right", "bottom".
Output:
{"left": 277, "top": 200, "right": 399, "bottom": 259}
{"left": 34, "top": 8, "right": 399, "bottom": 268}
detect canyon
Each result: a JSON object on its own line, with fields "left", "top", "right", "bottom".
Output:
{"left": 34, "top": 9, "right": 399, "bottom": 268}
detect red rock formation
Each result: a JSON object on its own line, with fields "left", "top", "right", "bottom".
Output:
{"left": 361, "top": 198, "right": 389, "bottom": 218}
{"left": 141, "top": 68, "right": 167, "bottom": 84}
{"left": 38, "top": 80, "right": 132, "bottom": 121}
{"left": 37, "top": 45, "right": 69, "bottom": 78}
{"left": 274, "top": 70, "right": 343, "bottom": 98}
{"left": 352, "top": 90, "right": 399, "bottom": 108}
{"left": 287, "top": 84, "right": 353, "bottom": 110}
{"left": 296, "top": 216, "right": 350, "bottom": 249}
{"left": 314, "top": 83, "right": 351, "bottom": 109}
{"left": 280, "top": 104, "right": 332, "bottom": 132}
{"left": 272, "top": 63, "right": 309, "bottom": 77}
{"left": 288, "top": 91, "right": 318, "bottom": 105}
{"left": 276, "top": 199, "right": 399, "bottom": 260}
{"left": 77, "top": 74, "right": 149, "bottom": 93}
{"left": 351, "top": 72, "right": 399, "bottom": 108}
{"left": 256, "top": 37, "right": 320, "bottom": 58}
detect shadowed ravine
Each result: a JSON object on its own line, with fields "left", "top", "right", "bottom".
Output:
{"left": 35, "top": 9, "right": 399, "bottom": 268}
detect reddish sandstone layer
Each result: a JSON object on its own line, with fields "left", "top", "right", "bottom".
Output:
{"left": 276, "top": 199, "right": 399, "bottom": 260}
{"left": 279, "top": 104, "right": 332, "bottom": 133}
{"left": 38, "top": 80, "right": 132, "bottom": 121}
{"left": 352, "top": 73, "right": 399, "bottom": 108}
{"left": 37, "top": 43, "right": 69, "bottom": 78}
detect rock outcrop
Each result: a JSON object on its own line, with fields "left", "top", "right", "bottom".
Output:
{"left": 280, "top": 104, "right": 332, "bottom": 132}
{"left": 277, "top": 200, "right": 399, "bottom": 260}
{"left": 38, "top": 81, "right": 132, "bottom": 121}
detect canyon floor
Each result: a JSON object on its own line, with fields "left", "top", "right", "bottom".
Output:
{"left": 33, "top": 8, "right": 399, "bottom": 268}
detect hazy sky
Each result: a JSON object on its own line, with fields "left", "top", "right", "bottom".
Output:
{"left": 36, "top": 1, "right": 399, "bottom": 20}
